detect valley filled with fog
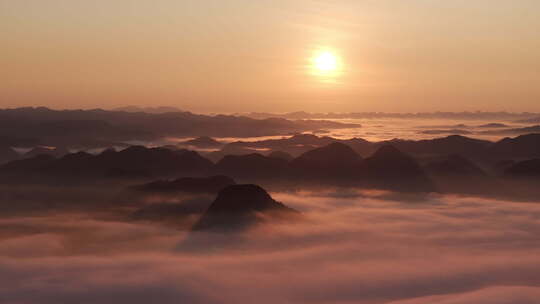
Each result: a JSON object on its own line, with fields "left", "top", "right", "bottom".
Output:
{"left": 1, "top": 187, "right": 540, "bottom": 304}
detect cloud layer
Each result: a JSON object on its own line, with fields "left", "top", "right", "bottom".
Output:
{"left": 1, "top": 189, "right": 540, "bottom": 303}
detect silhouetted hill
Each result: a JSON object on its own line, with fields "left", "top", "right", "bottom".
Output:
{"left": 213, "top": 153, "right": 290, "bottom": 180}
{"left": 341, "top": 138, "right": 376, "bottom": 156}
{"left": 220, "top": 134, "right": 335, "bottom": 157}
{"left": 212, "top": 143, "right": 436, "bottom": 192}
{"left": 221, "top": 134, "right": 374, "bottom": 157}
{"left": 489, "top": 134, "right": 540, "bottom": 159}
{"left": 221, "top": 134, "right": 509, "bottom": 161}
{"left": 505, "top": 159, "right": 540, "bottom": 179}
{"left": 76, "top": 146, "right": 213, "bottom": 177}
{"left": 22, "top": 146, "right": 68, "bottom": 159}
{"left": 0, "top": 146, "right": 213, "bottom": 181}
{"left": 380, "top": 135, "right": 491, "bottom": 159}
{"left": 361, "top": 145, "right": 435, "bottom": 192}
{"left": 192, "top": 184, "right": 297, "bottom": 232}
{"left": 133, "top": 175, "right": 235, "bottom": 193}
{"left": 268, "top": 151, "right": 294, "bottom": 161}
{"left": 424, "top": 154, "right": 495, "bottom": 194}
{"left": 180, "top": 136, "right": 223, "bottom": 148}
{"left": 291, "top": 142, "right": 362, "bottom": 179}
{"left": 425, "top": 154, "right": 487, "bottom": 177}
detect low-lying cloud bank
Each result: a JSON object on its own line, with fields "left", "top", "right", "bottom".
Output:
{"left": 1, "top": 190, "right": 540, "bottom": 304}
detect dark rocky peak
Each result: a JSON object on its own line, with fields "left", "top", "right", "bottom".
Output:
{"left": 293, "top": 142, "right": 362, "bottom": 164}
{"left": 378, "top": 135, "right": 491, "bottom": 159}
{"left": 192, "top": 184, "right": 297, "bottom": 232}
{"left": 60, "top": 151, "right": 93, "bottom": 162}
{"left": 369, "top": 144, "right": 405, "bottom": 160}
{"left": 363, "top": 145, "right": 435, "bottom": 192}
{"left": 204, "top": 184, "right": 283, "bottom": 213}
{"left": 291, "top": 142, "right": 363, "bottom": 179}
{"left": 118, "top": 145, "right": 152, "bottom": 155}
{"left": 365, "top": 145, "right": 422, "bottom": 170}
{"left": 364, "top": 145, "right": 425, "bottom": 176}
{"left": 289, "top": 133, "right": 321, "bottom": 143}
{"left": 425, "top": 154, "right": 487, "bottom": 177}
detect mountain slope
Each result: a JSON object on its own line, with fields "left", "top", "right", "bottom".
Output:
{"left": 192, "top": 184, "right": 297, "bottom": 232}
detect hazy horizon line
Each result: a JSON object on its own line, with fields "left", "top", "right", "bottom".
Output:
{"left": 2, "top": 106, "right": 539, "bottom": 116}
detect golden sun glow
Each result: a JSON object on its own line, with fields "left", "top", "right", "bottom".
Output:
{"left": 314, "top": 52, "right": 338, "bottom": 72}
{"left": 310, "top": 50, "right": 342, "bottom": 80}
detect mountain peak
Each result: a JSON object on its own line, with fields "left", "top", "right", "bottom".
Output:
{"left": 364, "top": 145, "right": 435, "bottom": 192}
{"left": 371, "top": 144, "right": 404, "bottom": 159}
{"left": 295, "top": 142, "right": 361, "bottom": 162}
{"left": 192, "top": 184, "right": 297, "bottom": 232}
{"left": 426, "top": 154, "right": 487, "bottom": 177}
{"left": 291, "top": 142, "right": 363, "bottom": 180}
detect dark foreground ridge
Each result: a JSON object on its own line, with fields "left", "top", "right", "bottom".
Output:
{"left": 192, "top": 184, "right": 298, "bottom": 232}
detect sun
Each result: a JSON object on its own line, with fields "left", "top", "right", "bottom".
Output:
{"left": 310, "top": 50, "right": 341, "bottom": 79}
{"left": 314, "top": 52, "right": 338, "bottom": 72}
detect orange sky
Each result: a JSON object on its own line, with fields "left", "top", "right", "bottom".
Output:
{"left": 1, "top": 0, "right": 539, "bottom": 113}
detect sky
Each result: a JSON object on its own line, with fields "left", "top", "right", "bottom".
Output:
{"left": 1, "top": 0, "right": 540, "bottom": 113}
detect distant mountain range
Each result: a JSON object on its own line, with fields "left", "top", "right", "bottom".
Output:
{"left": 0, "top": 146, "right": 213, "bottom": 182}
{"left": 112, "top": 106, "right": 182, "bottom": 113}
{"left": 0, "top": 107, "right": 359, "bottom": 148}
{"left": 2, "top": 135, "right": 540, "bottom": 198}
{"left": 210, "top": 133, "right": 540, "bottom": 162}
{"left": 245, "top": 111, "right": 540, "bottom": 121}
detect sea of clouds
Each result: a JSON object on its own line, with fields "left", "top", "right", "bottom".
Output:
{"left": 1, "top": 189, "right": 540, "bottom": 304}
